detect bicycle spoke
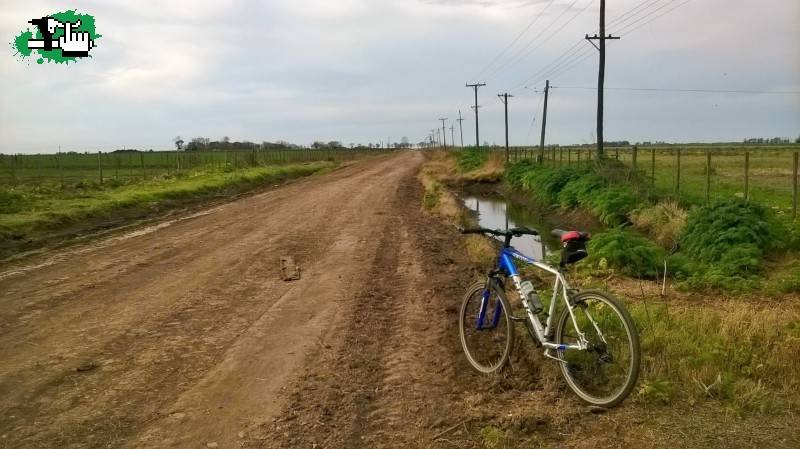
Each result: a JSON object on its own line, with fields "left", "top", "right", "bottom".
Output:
{"left": 460, "top": 282, "right": 514, "bottom": 373}
{"left": 557, "top": 292, "right": 639, "bottom": 406}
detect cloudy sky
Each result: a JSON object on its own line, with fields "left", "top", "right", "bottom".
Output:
{"left": 1, "top": 0, "right": 798, "bottom": 153}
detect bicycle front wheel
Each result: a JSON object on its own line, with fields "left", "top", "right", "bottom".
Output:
{"left": 555, "top": 290, "right": 640, "bottom": 407}
{"left": 459, "top": 279, "right": 515, "bottom": 374}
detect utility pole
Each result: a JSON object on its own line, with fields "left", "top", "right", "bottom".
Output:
{"left": 450, "top": 125, "right": 455, "bottom": 149}
{"left": 456, "top": 110, "right": 465, "bottom": 148}
{"left": 435, "top": 128, "right": 441, "bottom": 147}
{"left": 539, "top": 80, "right": 550, "bottom": 163}
{"left": 438, "top": 118, "right": 448, "bottom": 150}
{"left": 498, "top": 93, "right": 513, "bottom": 163}
{"left": 466, "top": 82, "right": 486, "bottom": 150}
{"left": 586, "top": 0, "right": 619, "bottom": 159}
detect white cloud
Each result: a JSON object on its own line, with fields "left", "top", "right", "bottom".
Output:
{"left": 0, "top": 0, "right": 798, "bottom": 152}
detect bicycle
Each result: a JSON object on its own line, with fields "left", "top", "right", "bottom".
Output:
{"left": 458, "top": 226, "right": 640, "bottom": 407}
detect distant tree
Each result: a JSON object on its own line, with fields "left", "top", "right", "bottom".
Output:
{"left": 327, "top": 140, "right": 342, "bottom": 148}
{"left": 173, "top": 136, "right": 184, "bottom": 151}
{"left": 312, "top": 141, "right": 326, "bottom": 149}
{"left": 401, "top": 136, "right": 410, "bottom": 148}
{"left": 186, "top": 137, "right": 210, "bottom": 151}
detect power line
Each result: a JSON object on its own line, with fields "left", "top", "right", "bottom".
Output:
{"left": 551, "top": 86, "right": 800, "bottom": 95}
{"left": 524, "top": 0, "right": 695, "bottom": 88}
{"left": 511, "top": 39, "right": 591, "bottom": 91}
{"left": 484, "top": 0, "right": 585, "bottom": 81}
{"left": 507, "top": 0, "right": 665, "bottom": 92}
{"left": 524, "top": 91, "right": 542, "bottom": 143}
{"left": 474, "top": 0, "right": 556, "bottom": 80}
{"left": 615, "top": 0, "right": 694, "bottom": 36}
{"left": 607, "top": 0, "right": 665, "bottom": 27}
{"left": 514, "top": 0, "right": 691, "bottom": 91}
{"left": 490, "top": 0, "right": 594, "bottom": 83}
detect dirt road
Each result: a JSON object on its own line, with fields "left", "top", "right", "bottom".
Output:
{"left": 0, "top": 151, "right": 465, "bottom": 449}
{"left": 4, "top": 151, "right": 792, "bottom": 449}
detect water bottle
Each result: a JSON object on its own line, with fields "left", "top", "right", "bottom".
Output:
{"left": 519, "top": 280, "right": 543, "bottom": 313}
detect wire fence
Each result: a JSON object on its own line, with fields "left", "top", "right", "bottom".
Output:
{"left": 504, "top": 144, "right": 800, "bottom": 219}
{"left": 0, "top": 148, "right": 388, "bottom": 187}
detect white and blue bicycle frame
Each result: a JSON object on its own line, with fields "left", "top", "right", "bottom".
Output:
{"left": 479, "top": 245, "right": 591, "bottom": 357}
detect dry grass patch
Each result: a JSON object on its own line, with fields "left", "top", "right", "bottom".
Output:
{"left": 462, "top": 151, "right": 506, "bottom": 183}
{"left": 630, "top": 200, "right": 687, "bottom": 247}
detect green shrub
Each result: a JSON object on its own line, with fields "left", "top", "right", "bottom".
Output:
{"left": 586, "top": 185, "right": 639, "bottom": 226}
{"left": 0, "top": 189, "right": 29, "bottom": 214}
{"left": 557, "top": 172, "right": 605, "bottom": 208}
{"left": 505, "top": 161, "right": 639, "bottom": 226}
{"left": 587, "top": 227, "right": 665, "bottom": 278}
{"left": 504, "top": 159, "right": 536, "bottom": 186}
{"left": 677, "top": 199, "right": 780, "bottom": 289}
{"left": 457, "top": 149, "right": 488, "bottom": 172}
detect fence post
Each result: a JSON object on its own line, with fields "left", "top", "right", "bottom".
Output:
{"left": 632, "top": 146, "right": 638, "bottom": 172}
{"left": 675, "top": 148, "right": 681, "bottom": 196}
{"left": 705, "top": 150, "right": 711, "bottom": 204}
{"left": 57, "top": 151, "right": 64, "bottom": 188}
{"left": 98, "top": 151, "right": 103, "bottom": 184}
{"left": 140, "top": 152, "right": 146, "bottom": 179}
{"left": 651, "top": 148, "right": 655, "bottom": 187}
{"left": 615, "top": 148, "right": 619, "bottom": 160}
{"left": 793, "top": 151, "right": 798, "bottom": 219}
{"left": 744, "top": 151, "right": 750, "bottom": 201}
{"left": 12, "top": 154, "right": 18, "bottom": 185}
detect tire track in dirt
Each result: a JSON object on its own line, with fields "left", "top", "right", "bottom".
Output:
{"left": 252, "top": 174, "right": 475, "bottom": 449}
{"left": 0, "top": 152, "right": 421, "bottom": 449}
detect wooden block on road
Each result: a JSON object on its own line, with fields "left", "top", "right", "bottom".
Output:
{"left": 280, "top": 256, "right": 301, "bottom": 281}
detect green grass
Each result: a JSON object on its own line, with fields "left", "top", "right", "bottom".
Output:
{"left": 505, "top": 159, "right": 641, "bottom": 226}
{"left": 457, "top": 148, "right": 489, "bottom": 172}
{"left": 0, "top": 148, "right": 379, "bottom": 187}
{"left": 586, "top": 227, "right": 665, "bottom": 278}
{"left": 528, "top": 281, "right": 800, "bottom": 414}
{"left": 629, "top": 298, "right": 800, "bottom": 413}
{"left": 0, "top": 162, "right": 333, "bottom": 257}
{"left": 600, "top": 145, "right": 800, "bottom": 213}
{"left": 503, "top": 144, "right": 800, "bottom": 213}
{"left": 504, "top": 157, "right": 800, "bottom": 291}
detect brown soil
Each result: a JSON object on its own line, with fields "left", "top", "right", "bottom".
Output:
{"left": 1, "top": 151, "right": 796, "bottom": 449}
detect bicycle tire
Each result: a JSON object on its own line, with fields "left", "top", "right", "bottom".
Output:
{"left": 459, "top": 279, "right": 515, "bottom": 374}
{"left": 554, "top": 290, "right": 640, "bottom": 407}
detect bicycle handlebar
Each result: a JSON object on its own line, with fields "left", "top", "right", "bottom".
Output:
{"left": 459, "top": 226, "right": 539, "bottom": 237}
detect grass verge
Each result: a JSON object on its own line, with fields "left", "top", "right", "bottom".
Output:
{"left": 0, "top": 161, "right": 333, "bottom": 258}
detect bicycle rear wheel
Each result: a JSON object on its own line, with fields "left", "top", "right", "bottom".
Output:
{"left": 555, "top": 290, "right": 640, "bottom": 407}
{"left": 459, "top": 279, "right": 515, "bottom": 374}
